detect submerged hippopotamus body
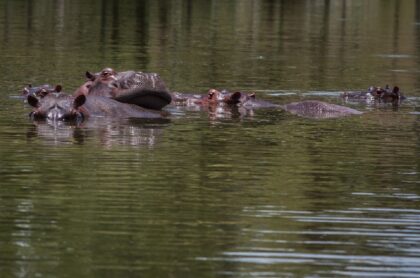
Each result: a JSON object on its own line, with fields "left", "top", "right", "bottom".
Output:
{"left": 171, "top": 89, "right": 276, "bottom": 108}
{"left": 74, "top": 68, "right": 172, "bottom": 110}
{"left": 281, "top": 100, "right": 362, "bottom": 119}
{"left": 27, "top": 93, "right": 164, "bottom": 123}
{"left": 173, "top": 88, "right": 362, "bottom": 119}
{"left": 237, "top": 93, "right": 361, "bottom": 118}
{"left": 342, "top": 85, "right": 404, "bottom": 103}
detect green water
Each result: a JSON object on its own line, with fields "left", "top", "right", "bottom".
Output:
{"left": 1, "top": 0, "right": 420, "bottom": 277}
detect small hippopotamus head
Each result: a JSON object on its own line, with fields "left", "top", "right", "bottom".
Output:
{"left": 22, "top": 84, "right": 62, "bottom": 98}
{"left": 381, "top": 86, "right": 404, "bottom": 101}
{"left": 81, "top": 68, "right": 118, "bottom": 97}
{"left": 206, "top": 89, "right": 245, "bottom": 105}
{"left": 74, "top": 68, "right": 118, "bottom": 97}
{"left": 86, "top": 67, "right": 117, "bottom": 85}
{"left": 28, "top": 93, "right": 86, "bottom": 122}
{"left": 98, "top": 67, "right": 117, "bottom": 82}
{"left": 367, "top": 85, "right": 403, "bottom": 101}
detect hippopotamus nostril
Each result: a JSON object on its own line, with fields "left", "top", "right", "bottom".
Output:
{"left": 47, "top": 107, "right": 65, "bottom": 121}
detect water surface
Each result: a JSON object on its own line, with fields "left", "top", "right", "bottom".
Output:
{"left": 0, "top": 0, "right": 419, "bottom": 277}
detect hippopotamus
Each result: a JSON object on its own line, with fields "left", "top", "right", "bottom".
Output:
{"left": 342, "top": 85, "right": 404, "bottom": 103}
{"left": 27, "top": 92, "right": 165, "bottom": 123}
{"left": 22, "top": 84, "right": 62, "bottom": 98}
{"left": 281, "top": 100, "right": 362, "bottom": 119}
{"left": 171, "top": 89, "right": 263, "bottom": 107}
{"left": 239, "top": 93, "right": 362, "bottom": 118}
{"left": 74, "top": 67, "right": 172, "bottom": 110}
{"left": 173, "top": 88, "right": 362, "bottom": 119}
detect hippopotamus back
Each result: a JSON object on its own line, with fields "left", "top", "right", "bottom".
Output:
{"left": 113, "top": 71, "right": 169, "bottom": 92}
{"left": 79, "top": 68, "right": 172, "bottom": 110}
{"left": 282, "top": 100, "right": 362, "bottom": 119}
{"left": 82, "top": 95, "right": 164, "bottom": 119}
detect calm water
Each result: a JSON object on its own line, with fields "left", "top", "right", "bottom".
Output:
{"left": 1, "top": 0, "right": 420, "bottom": 277}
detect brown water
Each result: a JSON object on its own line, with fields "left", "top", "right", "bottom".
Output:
{"left": 0, "top": 0, "right": 420, "bottom": 277}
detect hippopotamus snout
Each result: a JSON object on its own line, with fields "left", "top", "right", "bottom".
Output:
{"left": 46, "top": 105, "right": 66, "bottom": 121}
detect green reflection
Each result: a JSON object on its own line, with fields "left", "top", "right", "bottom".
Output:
{"left": 0, "top": 0, "right": 419, "bottom": 277}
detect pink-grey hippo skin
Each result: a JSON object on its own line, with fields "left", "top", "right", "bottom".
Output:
{"left": 74, "top": 68, "right": 172, "bottom": 110}
{"left": 281, "top": 100, "right": 362, "bottom": 119}
{"left": 342, "top": 85, "right": 405, "bottom": 103}
{"left": 22, "top": 84, "right": 62, "bottom": 99}
{"left": 27, "top": 93, "right": 165, "bottom": 123}
{"left": 171, "top": 89, "right": 266, "bottom": 107}
{"left": 173, "top": 89, "right": 362, "bottom": 119}
{"left": 238, "top": 92, "right": 362, "bottom": 118}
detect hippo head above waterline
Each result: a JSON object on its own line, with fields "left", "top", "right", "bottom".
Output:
{"left": 74, "top": 68, "right": 172, "bottom": 110}
{"left": 27, "top": 90, "right": 166, "bottom": 123}
{"left": 342, "top": 85, "right": 405, "bottom": 104}
{"left": 22, "top": 84, "right": 62, "bottom": 99}
{"left": 27, "top": 93, "right": 86, "bottom": 122}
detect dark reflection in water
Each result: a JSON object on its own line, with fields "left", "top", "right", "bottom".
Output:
{"left": 25, "top": 118, "right": 169, "bottom": 147}
{"left": 1, "top": 0, "right": 420, "bottom": 277}
{"left": 0, "top": 0, "right": 418, "bottom": 92}
{"left": 416, "top": 0, "right": 420, "bottom": 90}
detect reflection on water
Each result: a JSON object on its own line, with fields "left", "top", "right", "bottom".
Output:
{"left": 0, "top": 0, "right": 420, "bottom": 277}
{"left": 1, "top": 0, "right": 419, "bottom": 92}
{"left": 26, "top": 117, "right": 169, "bottom": 148}
{"left": 205, "top": 206, "right": 420, "bottom": 277}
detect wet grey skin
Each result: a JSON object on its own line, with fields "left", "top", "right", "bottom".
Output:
{"left": 27, "top": 93, "right": 165, "bottom": 123}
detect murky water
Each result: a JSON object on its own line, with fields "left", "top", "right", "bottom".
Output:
{"left": 0, "top": 0, "right": 420, "bottom": 277}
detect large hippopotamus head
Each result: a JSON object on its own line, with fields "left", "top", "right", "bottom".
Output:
{"left": 28, "top": 93, "right": 86, "bottom": 122}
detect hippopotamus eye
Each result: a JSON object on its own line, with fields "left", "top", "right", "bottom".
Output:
{"left": 101, "top": 70, "right": 112, "bottom": 78}
{"left": 38, "top": 89, "right": 49, "bottom": 98}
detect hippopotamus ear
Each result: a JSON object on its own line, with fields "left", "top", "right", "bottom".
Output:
{"left": 230, "top": 92, "right": 242, "bottom": 102}
{"left": 73, "top": 94, "right": 86, "bottom": 108}
{"left": 22, "top": 87, "right": 29, "bottom": 96}
{"left": 55, "top": 85, "right": 62, "bottom": 92}
{"left": 86, "top": 71, "right": 96, "bottom": 81}
{"left": 27, "top": 95, "right": 40, "bottom": 108}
